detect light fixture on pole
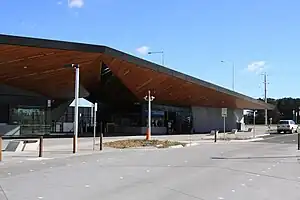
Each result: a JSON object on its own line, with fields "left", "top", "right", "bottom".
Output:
{"left": 148, "top": 51, "right": 164, "bottom": 66}
{"left": 64, "top": 64, "right": 80, "bottom": 153}
{"left": 221, "top": 60, "right": 235, "bottom": 91}
{"left": 144, "top": 90, "right": 155, "bottom": 140}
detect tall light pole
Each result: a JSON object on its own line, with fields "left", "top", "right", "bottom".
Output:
{"left": 64, "top": 64, "right": 80, "bottom": 153}
{"left": 253, "top": 110, "right": 257, "bottom": 138}
{"left": 93, "top": 102, "right": 98, "bottom": 151}
{"left": 144, "top": 90, "right": 155, "bottom": 140}
{"left": 221, "top": 60, "right": 235, "bottom": 91}
{"left": 148, "top": 51, "right": 164, "bottom": 66}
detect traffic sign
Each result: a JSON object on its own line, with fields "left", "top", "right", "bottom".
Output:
{"left": 221, "top": 108, "right": 227, "bottom": 117}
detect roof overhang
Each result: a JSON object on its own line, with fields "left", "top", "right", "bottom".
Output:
{"left": 0, "top": 34, "right": 275, "bottom": 110}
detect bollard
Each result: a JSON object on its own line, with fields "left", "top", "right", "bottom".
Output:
{"left": 214, "top": 131, "right": 217, "bottom": 143}
{"left": 100, "top": 133, "right": 103, "bottom": 151}
{"left": 0, "top": 136, "right": 2, "bottom": 162}
{"left": 298, "top": 132, "right": 300, "bottom": 150}
{"left": 73, "top": 135, "right": 76, "bottom": 154}
{"left": 100, "top": 122, "right": 103, "bottom": 151}
{"left": 39, "top": 136, "right": 43, "bottom": 157}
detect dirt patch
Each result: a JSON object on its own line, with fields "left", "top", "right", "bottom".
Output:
{"left": 104, "top": 139, "right": 185, "bottom": 149}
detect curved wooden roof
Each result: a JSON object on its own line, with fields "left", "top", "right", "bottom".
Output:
{"left": 0, "top": 34, "right": 274, "bottom": 109}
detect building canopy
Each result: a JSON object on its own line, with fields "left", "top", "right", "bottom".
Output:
{"left": 0, "top": 34, "right": 274, "bottom": 110}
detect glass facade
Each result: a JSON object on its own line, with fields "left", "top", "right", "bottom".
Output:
{"left": 142, "top": 104, "right": 193, "bottom": 134}
{"left": 9, "top": 105, "right": 51, "bottom": 135}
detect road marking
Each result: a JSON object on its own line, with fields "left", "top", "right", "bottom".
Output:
{"left": 49, "top": 166, "right": 53, "bottom": 169}
{"left": 241, "top": 183, "right": 246, "bottom": 187}
{"left": 167, "top": 164, "right": 171, "bottom": 167}
{"left": 120, "top": 176, "right": 124, "bottom": 180}
{"left": 218, "top": 197, "right": 224, "bottom": 200}
{"left": 96, "top": 160, "right": 100, "bottom": 162}
{"left": 231, "top": 189, "right": 235, "bottom": 192}
{"left": 85, "top": 185, "right": 90, "bottom": 188}
{"left": 146, "top": 170, "right": 150, "bottom": 173}
{"left": 41, "top": 162, "right": 46, "bottom": 165}
{"left": 267, "top": 168, "right": 271, "bottom": 170}
{"left": 19, "top": 161, "right": 23, "bottom": 163}
{"left": 262, "top": 171, "right": 266, "bottom": 173}
{"left": 184, "top": 160, "right": 188, "bottom": 163}
{"left": 293, "top": 140, "right": 296, "bottom": 142}
{"left": 82, "top": 162, "right": 86, "bottom": 164}
{"left": 37, "top": 197, "right": 44, "bottom": 199}
{"left": 29, "top": 169, "right": 34, "bottom": 172}
{"left": 7, "top": 172, "right": 11, "bottom": 175}
{"left": 248, "top": 179, "right": 253, "bottom": 181}
{"left": 256, "top": 174, "right": 260, "bottom": 177}
{"left": 272, "top": 164, "right": 276, "bottom": 167}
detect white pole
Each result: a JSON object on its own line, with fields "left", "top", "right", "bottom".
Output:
{"left": 253, "top": 111, "right": 256, "bottom": 138}
{"left": 74, "top": 66, "right": 80, "bottom": 153}
{"left": 148, "top": 90, "right": 151, "bottom": 137}
{"left": 223, "top": 116, "right": 226, "bottom": 140}
{"left": 93, "top": 103, "right": 97, "bottom": 150}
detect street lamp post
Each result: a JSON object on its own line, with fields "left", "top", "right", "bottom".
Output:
{"left": 144, "top": 90, "right": 155, "bottom": 140}
{"left": 148, "top": 51, "right": 164, "bottom": 66}
{"left": 64, "top": 64, "right": 80, "bottom": 153}
{"left": 93, "top": 102, "right": 98, "bottom": 151}
{"left": 221, "top": 60, "right": 235, "bottom": 91}
{"left": 253, "top": 110, "right": 257, "bottom": 138}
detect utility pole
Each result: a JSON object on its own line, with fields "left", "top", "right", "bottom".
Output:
{"left": 263, "top": 72, "right": 268, "bottom": 126}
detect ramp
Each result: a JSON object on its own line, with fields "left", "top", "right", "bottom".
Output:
{"left": 0, "top": 124, "right": 20, "bottom": 136}
{"left": 5, "top": 140, "right": 24, "bottom": 152}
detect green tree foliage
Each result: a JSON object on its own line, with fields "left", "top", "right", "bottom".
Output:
{"left": 244, "top": 98, "right": 300, "bottom": 124}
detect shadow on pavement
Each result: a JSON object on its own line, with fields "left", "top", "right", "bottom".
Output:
{"left": 211, "top": 155, "right": 300, "bottom": 160}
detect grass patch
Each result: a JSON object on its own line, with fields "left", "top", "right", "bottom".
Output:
{"left": 104, "top": 139, "right": 185, "bottom": 149}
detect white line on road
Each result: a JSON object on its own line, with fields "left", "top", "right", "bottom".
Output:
{"left": 231, "top": 189, "right": 235, "bottom": 192}
{"left": 218, "top": 197, "right": 224, "bottom": 200}
{"left": 7, "top": 172, "right": 11, "bottom": 175}
{"left": 267, "top": 168, "right": 271, "bottom": 170}
{"left": 241, "top": 183, "right": 246, "bottom": 187}
{"left": 256, "top": 174, "right": 260, "bottom": 177}
{"left": 248, "top": 179, "right": 253, "bottom": 181}
{"left": 29, "top": 169, "right": 34, "bottom": 172}
{"left": 37, "top": 197, "right": 44, "bottom": 199}
{"left": 146, "top": 170, "right": 150, "bottom": 173}
{"left": 262, "top": 171, "right": 266, "bottom": 173}
{"left": 85, "top": 185, "right": 90, "bottom": 188}
{"left": 120, "top": 176, "right": 124, "bottom": 180}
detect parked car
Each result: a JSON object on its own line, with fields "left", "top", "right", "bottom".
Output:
{"left": 277, "top": 120, "right": 298, "bottom": 134}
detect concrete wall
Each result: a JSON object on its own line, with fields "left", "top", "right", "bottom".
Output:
{"left": 192, "top": 106, "right": 244, "bottom": 133}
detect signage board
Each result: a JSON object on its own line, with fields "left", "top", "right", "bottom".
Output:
{"left": 221, "top": 108, "right": 227, "bottom": 117}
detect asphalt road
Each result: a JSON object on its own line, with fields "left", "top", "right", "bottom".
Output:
{"left": 258, "top": 133, "right": 299, "bottom": 144}
{"left": 1, "top": 142, "right": 300, "bottom": 200}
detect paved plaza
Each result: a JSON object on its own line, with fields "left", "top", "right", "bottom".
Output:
{"left": 1, "top": 132, "right": 300, "bottom": 200}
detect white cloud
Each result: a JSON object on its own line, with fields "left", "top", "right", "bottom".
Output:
{"left": 68, "top": 0, "right": 84, "bottom": 8}
{"left": 247, "top": 61, "right": 267, "bottom": 73}
{"left": 136, "top": 46, "right": 150, "bottom": 55}
{"left": 57, "top": 1, "right": 62, "bottom": 5}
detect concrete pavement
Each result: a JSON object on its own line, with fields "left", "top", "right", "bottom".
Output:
{"left": 1, "top": 140, "right": 300, "bottom": 200}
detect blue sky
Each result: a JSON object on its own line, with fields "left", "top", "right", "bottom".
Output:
{"left": 1, "top": 0, "right": 300, "bottom": 99}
